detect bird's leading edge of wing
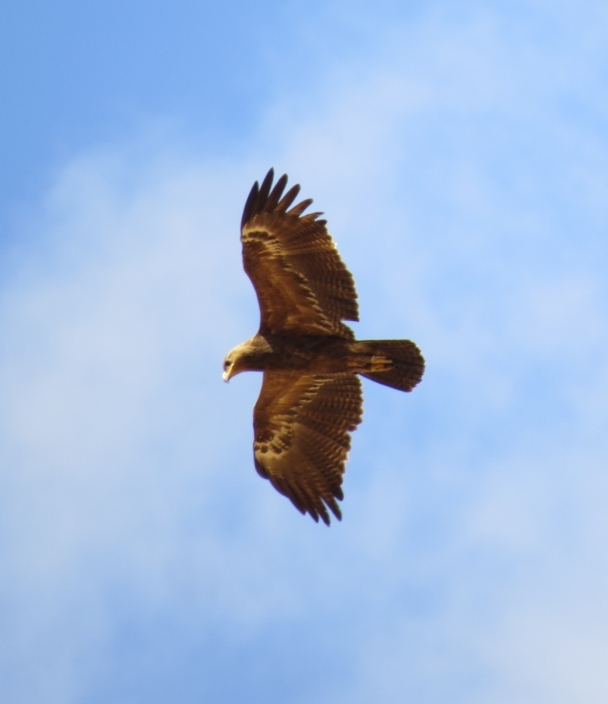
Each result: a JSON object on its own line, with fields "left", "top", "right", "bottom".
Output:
{"left": 253, "top": 371, "right": 363, "bottom": 525}
{"left": 241, "top": 169, "right": 359, "bottom": 339}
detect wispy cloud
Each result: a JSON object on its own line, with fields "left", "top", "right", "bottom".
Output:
{"left": 1, "top": 2, "right": 608, "bottom": 702}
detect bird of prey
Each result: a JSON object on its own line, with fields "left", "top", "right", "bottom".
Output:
{"left": 223, "top": 169, "right": 424, "bottom": 525}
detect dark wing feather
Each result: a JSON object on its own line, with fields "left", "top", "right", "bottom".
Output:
{"left": 253, "top": 372, "right": 363, "bottom": 525}
{"left": 241, "top": 169, "right": 359, "bottom": 338}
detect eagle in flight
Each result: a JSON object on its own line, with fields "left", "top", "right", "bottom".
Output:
{"left": 223, "top": 169, "right": 424, "bottom": 525}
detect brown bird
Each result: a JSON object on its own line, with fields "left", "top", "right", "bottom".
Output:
{"left": 223, "top": 169, "right": 424, "bottom": 525}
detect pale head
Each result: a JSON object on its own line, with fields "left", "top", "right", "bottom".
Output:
{"left": 222, "top": 338, "right": 255, "bottom": 382}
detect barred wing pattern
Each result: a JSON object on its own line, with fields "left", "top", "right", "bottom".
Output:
{"left": 241, "top": 169, "right": 358, "bottom": 339}
{"left": 253, "top": 372, "right": 363, "bottom": 524}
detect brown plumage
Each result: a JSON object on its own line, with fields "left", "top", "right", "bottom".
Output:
{"left": 223, "top": 169, "right": 424, "bottom": 525}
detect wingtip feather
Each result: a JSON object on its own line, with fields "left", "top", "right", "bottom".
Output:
{"left": 287, "top": 198, "right": 313, "bottom": 217}
{"left": 257, "top": 168, "right": 275, "bottom": 207}
{"left": 241, "top": 180, "right": 259, "bottom": 228}
{"left": 277, "top": 184, "right": 301, "bottom": 212}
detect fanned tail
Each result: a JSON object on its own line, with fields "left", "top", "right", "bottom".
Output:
{"left": 360, "top": 340, "right": 424, "bottom": 392}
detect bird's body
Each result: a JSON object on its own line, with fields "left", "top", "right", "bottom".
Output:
{"left": 224, "top": 169, "right": 424, "bottom": 525}
{"left": 225, "top": 333, "right": 397, "bottom": 375}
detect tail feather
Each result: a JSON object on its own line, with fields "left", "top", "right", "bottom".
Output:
{"left": 360, "top": 340, "right": 424, "bottom": 392}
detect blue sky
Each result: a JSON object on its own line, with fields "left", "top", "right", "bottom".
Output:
{"left": 2, "top": 1, "right": 608, "bottom": 702}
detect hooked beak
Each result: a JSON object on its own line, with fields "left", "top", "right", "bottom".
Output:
{"left": 222, "top": 365, "right": 232, "bottom": 383}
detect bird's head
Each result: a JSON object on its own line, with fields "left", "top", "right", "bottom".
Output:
{"left": 223, "top": 335, "right": 271, "bottom": 381}
{"left": 222, "top": 340, "right": 250, "bottom": 382}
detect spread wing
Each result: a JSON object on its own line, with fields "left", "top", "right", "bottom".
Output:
{"left": 253, "top": 371, "right": 363, "bottom": 525}
{"left": 241, "top": 169, "right": 359, "bottom": 339}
